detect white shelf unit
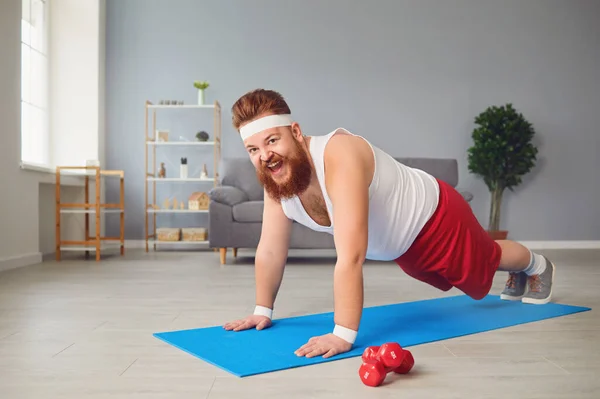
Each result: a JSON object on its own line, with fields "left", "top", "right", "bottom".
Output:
{"left": 147, "top": 177, "right": 216, "bottom": 182}
{"left": 144, "top": 100, "right": 221, "bottom": 252}
{"left": 60, "top": 209, "right": 124, "bottom": 214}
{"left": 147, "top": 209, "right": 209, "bottom": 213}
{"left": 147, "top": 141, "right": 218, "bottom": 146}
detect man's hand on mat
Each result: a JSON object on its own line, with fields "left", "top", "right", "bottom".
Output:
{"left": 223, "top": 315, "right": 272, "bottom": 332}
{"left": 294, "top": 334, "right": 352, "bottom": 359}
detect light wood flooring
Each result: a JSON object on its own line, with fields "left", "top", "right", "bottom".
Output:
{"left": 0, "top": 248, "right": 598, "bottom": 398}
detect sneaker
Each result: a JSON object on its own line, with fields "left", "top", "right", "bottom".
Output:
{"left": 500, "top": 272, "right": 528, "bottom": 300}
{"left": 522, "top": 256, "right": 555, "bottom": 305}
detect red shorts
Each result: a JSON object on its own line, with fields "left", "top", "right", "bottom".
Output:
{"left": 394, "top": 179, "right": 502, "bottom": 300}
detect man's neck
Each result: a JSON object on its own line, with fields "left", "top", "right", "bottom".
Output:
{"left": 301, "top": 136, "right": 321, "bottom": 190}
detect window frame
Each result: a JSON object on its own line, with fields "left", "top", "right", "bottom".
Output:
{"left": 20, "top": 0, "right": 51, "bottom": 172}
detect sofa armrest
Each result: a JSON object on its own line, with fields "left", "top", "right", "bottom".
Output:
{"left": 208, "top": 200, "right": 234, "bottom": 248}
{"left": 208, "top": 186, "right": 249, "bottom": 206}
{"left": 459, "top": 190, "right": 474, "bottom": 202}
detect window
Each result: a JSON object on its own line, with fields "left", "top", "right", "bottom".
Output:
{"left": 21, "top": 0, "right": 50, "bottom": 169}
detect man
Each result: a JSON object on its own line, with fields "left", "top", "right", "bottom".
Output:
{"left": 223, "top": 89, "right": 555, "bottom": 359}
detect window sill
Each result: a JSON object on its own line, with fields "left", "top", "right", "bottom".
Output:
{"left": 20, "top": 161, "right": 55, "bottom": 174}
{"left": 20, "top": 161, "right": 85, "bottom": 187}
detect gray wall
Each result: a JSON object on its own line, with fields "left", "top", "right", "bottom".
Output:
{"left": 1, "top": 0, "right": 44, "bottom": 266}
{"left": 105, "top": 0, "right": 600, "bottom": 241}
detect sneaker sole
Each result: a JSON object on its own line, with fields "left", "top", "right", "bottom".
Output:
{"left": 522, "top": 261, "right": 555, "bottom": 305}
{"left": 500, "top": 293, "right": 524, "bottom": 301}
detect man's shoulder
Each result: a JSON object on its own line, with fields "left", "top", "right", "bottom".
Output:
{"left": 322, "top": 129, "right": 375, "bottom": 195}
{"left": 324, "top": 129, "right": 373, "bottom": 166}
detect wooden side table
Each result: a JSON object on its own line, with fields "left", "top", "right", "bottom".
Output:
{"left": 55, "top": 166, "right": 125, "bottom": 261}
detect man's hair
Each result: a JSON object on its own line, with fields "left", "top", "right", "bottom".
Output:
{"left": 231, "top": 89, "right": 291, "bottom": 131}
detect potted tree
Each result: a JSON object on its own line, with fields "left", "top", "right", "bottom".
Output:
{"left": 467, "top": 103, "right": 538, "bottom": 240}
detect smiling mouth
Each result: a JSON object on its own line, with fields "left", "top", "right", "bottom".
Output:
{"left": 267, "top": 160, "right": 283, "bottom": 174}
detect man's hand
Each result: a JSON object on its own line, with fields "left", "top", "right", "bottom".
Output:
{"left": 223, "top": 315, "right": 272, "bottom": 332}
{"left": 294, "top": 333, "right": 353, "bottom": 359}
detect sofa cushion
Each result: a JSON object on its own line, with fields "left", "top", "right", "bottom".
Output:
{"left": 232, "top": 201, "right": 264, "bottom": 222}
{"left": 208, "top": 186, "right": 249, "bottom": 206}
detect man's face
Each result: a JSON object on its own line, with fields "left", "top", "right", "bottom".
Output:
{"left": 243, "top": 125, "right": 312, "bottom": 201}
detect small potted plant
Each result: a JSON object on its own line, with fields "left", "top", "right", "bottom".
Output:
{"left": 467, "top": 103, "right": 538, "bottom": 239}
{"left": 193, "top": 81, "right": 210, "bottom": 105}
{"left": 196, "top": 131, "right": 209, "bottom": 142}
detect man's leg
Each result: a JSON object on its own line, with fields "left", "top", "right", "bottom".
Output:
{"left": 405, "top": 178, "right": 554, "bottom": 304}
{"left": 440, "top": 181, "right": 555, "bottom": 304}
{"left": 495, "top": 239, "right": 555, "bottom": 304}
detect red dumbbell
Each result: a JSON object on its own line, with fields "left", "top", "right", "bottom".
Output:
{"left": 358, "top": 343, "right": 415, "bottom": 387}
{"left": 358, "top": 361, "right": 387, "bottom": 387}
{"left": 363, "top": 343, "right": 409, "bottom": 370}
{"left": 377, "top": 342, "right": 405, "bottom": 370}
{"left": 359, "top": 343, "right": 405, "bottom": 387}
{"left": 361, "top": 345, "right": 381, "bottom": 363}
{"left": 394, "top": 349, "right": 414, "bottom": 374}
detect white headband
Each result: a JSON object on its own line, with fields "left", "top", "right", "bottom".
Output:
{"left": 239, "top": 114, "right": 294, "bottom": 140}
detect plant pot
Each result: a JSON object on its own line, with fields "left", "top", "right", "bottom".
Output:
{"left": 197, "top": 89, "right": 205, "bottom": 105}
{"left": 487, "top": 230, "right": 508, "bottom": 240}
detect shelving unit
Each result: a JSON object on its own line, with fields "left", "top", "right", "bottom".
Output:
{"left": 55, "top": 166, "right": 125, "bottom": 261}
{"left": 144, "top": 100, "right": 221, "bottom": 252}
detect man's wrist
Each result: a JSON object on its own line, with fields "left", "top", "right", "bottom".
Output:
{"left": 253, "top": 305, "right": 273, "bottom": 319}
{"left": 333, "top": 324, "right": 358, "bottom": 344}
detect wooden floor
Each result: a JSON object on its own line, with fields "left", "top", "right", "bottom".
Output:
{"left": 0, "top": 247, "right": 598, "bottom": 398}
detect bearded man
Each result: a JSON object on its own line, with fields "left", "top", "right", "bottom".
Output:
{"left": 223, "top": 89, "right": 556, "bottom": 359}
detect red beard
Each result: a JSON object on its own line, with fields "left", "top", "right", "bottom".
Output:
{"left": 257, "top": 145, "right": 312, "bottom": 202}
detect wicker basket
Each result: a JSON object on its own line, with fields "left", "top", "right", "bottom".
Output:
{"left": 182, "top": 228, "right": 207, "bottom": 241}
{"left": 157, "top": 228, "right": 181, "bottom": 241}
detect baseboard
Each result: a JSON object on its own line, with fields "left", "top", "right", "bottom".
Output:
{"left": 124, "top": 240, "right": 600, "bottom": 251}
{"left": 517, "top": 241, "right": 600, "bottom": 250}
{"left": 125, "top": 240, "right": 146, "bottom": 248}
{"left": 124, "top": 240, "right": 211, "bottom": 250}
{"left": 0, "top": 252, "right": 43, "bottom": 272}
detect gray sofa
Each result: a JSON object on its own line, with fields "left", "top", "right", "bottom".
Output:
{"left": 208, "top": 157, "right": 473, "bottom": 264}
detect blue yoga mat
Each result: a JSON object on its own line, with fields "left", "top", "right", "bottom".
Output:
{"left": 153, "top": 294, "right": 590, "bottom": 377}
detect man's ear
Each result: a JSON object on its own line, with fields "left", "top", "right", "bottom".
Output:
{"left": 290, "top": 122, "right": 303, "bottom": 140}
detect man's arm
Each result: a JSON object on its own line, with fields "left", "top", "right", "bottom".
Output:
{"left": 254, "top": 189, "right": 293, "bottom": 312}
{"left": 324, "top": 134, "right": 373, "bottom": 334}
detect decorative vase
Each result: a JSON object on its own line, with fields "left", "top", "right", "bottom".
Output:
{"left": 197, "top": 89, "right": 205, "bottom": 105}
{"left": 180, "top": 157, "right": 188, "bottom": 179}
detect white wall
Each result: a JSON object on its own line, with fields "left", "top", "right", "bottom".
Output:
{"left": 0, "top": 0, "right": 42, "bottom": 271}
{"left": 0, "top": 0, "right": 106, "bottom": 272}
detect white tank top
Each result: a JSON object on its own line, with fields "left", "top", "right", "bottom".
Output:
{"left": 280, "top": 128, "right": 440, "bottom": 261}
